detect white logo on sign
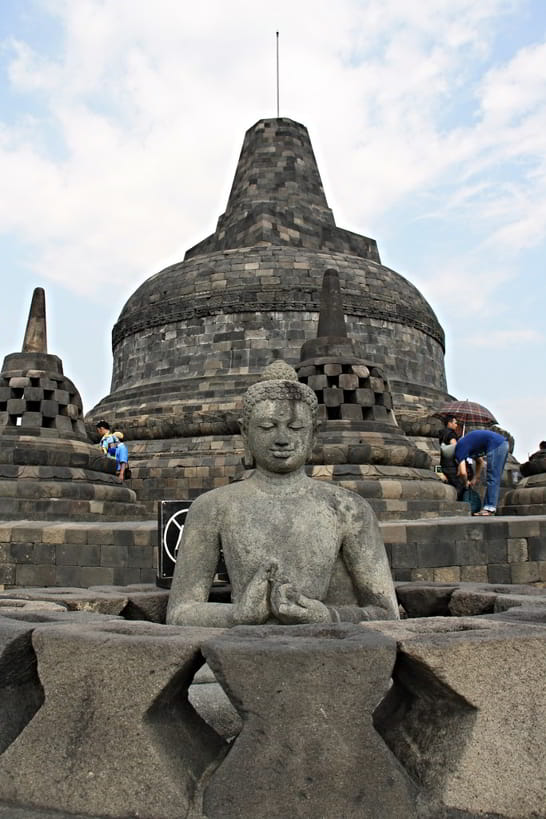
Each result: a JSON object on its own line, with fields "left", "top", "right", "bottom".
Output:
{"left": 163, "top": 508, "right": 188, "bottom": 564}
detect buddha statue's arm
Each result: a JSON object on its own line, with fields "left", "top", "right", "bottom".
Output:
{"left": 335, "top": 497, "right": 399, "bottom": 622}
{"left": 166, "top": 495, "right": 235, "bottom": 628}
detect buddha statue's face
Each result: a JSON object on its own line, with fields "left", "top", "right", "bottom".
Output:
{"left": 245, "top": 399, "right": 315, "bottom": 475}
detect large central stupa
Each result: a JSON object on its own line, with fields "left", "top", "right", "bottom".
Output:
{"left": 88, "top": 117, "right": 454, "bottom": 514}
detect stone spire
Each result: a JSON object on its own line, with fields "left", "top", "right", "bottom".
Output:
{"left": 0, "top": 288, "right": 145, "bottom": 520}
{"left": 22, "top": 287, "right": 47, "bottom": 354}
{"left": 300, "top": 268, "right": 358, "bottom": 361}
{"left": 316, "top": 268, "right": 348, "bottom": 339}
{"left": 184, "top": 118, "right": 380, "bottom": 262}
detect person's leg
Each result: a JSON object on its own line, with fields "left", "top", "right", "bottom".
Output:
{"left": 483, "top": 441, "right": 509, "bottom": 512}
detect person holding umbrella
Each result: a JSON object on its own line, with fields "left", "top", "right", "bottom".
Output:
{"left": 438, "top": 416, "right": 465, "bottom": 498}
{"left": 454, "top": 429, "right": 509, "bottom": 516}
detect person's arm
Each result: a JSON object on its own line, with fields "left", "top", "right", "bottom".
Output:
{"left": 457, "top": 458, "right": 468, "bottom": 484}
{"left": 470, "top": 457, "right": 483, "bottom": 486}
{"left": 166, "top": 495, "right": 235, "bottom": 628}
{"left": 336, "top": 497, "right": 399, "bottom": 621}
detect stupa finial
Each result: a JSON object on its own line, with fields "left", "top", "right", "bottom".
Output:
{"left": 316, "top": 269, "right": 348, "bottom": 339}
{"left": 22, "top": 287, "right": 47, "bottom": 354}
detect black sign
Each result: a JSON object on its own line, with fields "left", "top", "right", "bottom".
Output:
{"left": 157, "top": 500, "right": 193, "bottom": 584}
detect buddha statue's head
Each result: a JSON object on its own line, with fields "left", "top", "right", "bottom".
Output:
{"left": 240, "top": 362, "right": 319, "bottom": 474}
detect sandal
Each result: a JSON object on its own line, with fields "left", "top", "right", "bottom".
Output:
{"left": 473, "top": 510, "right": 494, "bottom": 516}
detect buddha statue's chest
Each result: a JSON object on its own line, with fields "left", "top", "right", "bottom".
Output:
{"left": 220, "top": 494, "right": 341, "bottom": 591}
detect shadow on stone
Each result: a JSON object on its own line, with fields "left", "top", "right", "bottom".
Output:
{"left": 373, "top": 652, "right": 477, "bottom": 792}
{"left": 0, "top": 621, "right": 45, "bottom": 755}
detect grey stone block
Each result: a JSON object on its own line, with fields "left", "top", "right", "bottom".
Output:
{"left": 485, "top": 539, "right": 507, "bottom": 563}
{"left": 416, "top": 540, "right": 457, "bottom": 568}
{"left": 112, "top": 568, "right": 142, "bottom": 586}
{"left": 448, "top": 589, "right": 496, "bottom": 616}
{"left": 100, "top": 545, "right": 128, "bottom": 568}
{"left": 10, "top": 543, "right": 35, "bottom": 563}
{"left": 454, "top": 540, "right": 488, "bottom": 566}
{"left": 366, "top": 618, "right": 546, "bottom": 817}
{"left": 527, "top": 536, "right": 546, "bottom": 561}
{"left": 39, "top": 400, "right": 59, "bottom": 418}
{"left": 0, "top": 588, "right": 128, "bottom": 616}
{"left": 15, "top": 565, "right": 56, "bottom": 587}
{"left": 389, "top": 541, "right": 417, "bottom": 569}
{"left": 487, "top": 563, "right": 511, "bottom": 584}
{"left": 33, "top": 543, "right": 56, "bottom": 565}
{"left": 203, "top": 624, "right": 417, "bottom": 819}
{"left": 0, "top": 621, "right": 225, "bottom": 818}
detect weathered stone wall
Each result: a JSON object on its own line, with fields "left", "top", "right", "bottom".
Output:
{"left": 383, "top": 515, "right": 546, "bottom": 584}
{"left": 109, "top": 248, "right": 447, "bottom": 402}
{"left": 0, "top": 603, "right": 543, "bottom": 818}
{"left": 1, "top": 516, "right": 545, "bottom": 590}
{"left": 0, "top": 521, "right": 157, "bottom": 588}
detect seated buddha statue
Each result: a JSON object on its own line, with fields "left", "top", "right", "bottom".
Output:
{"left": 166, "top": 362, "right": 399, "bottom": 627}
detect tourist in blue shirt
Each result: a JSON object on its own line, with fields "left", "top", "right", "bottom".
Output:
{"left": 455, "top": 430, "right": 509, "bottom": 516}
{"left": 114, "top": 438, "right": 129, "bottom": 481}
{"left": 96, "top": 420, "right": 130, "bottom": 481}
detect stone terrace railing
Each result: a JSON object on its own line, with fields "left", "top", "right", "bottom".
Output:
{"left": 0, "top": 586, "right": 542, "bottom": 818}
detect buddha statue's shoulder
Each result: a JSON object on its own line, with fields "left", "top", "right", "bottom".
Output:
{"left": 306, "top": 477, "right": 376, "bottom": 519}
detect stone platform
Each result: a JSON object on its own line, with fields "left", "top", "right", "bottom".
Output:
{"left": 0, "top": 514, "right": 545, "bottom": 590}
{"left": 0, "top": 583, "right": 542, "bottom": 818}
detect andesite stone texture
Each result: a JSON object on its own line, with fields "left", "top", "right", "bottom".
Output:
{"left": 202, "top": 624, "right": 417, "bottom": 819}
{"left": 0, "top": 289, "right": 146, "bottom": 521}
{"left": 0, "top": 588, "right": 541, "bottom": 817}
{"left": 296, "top": 268, "right": 460, "bottom": 519}
{"left": 166, "top": 362, "right": 400, "bottom": 628}
{"left": 87, "top": 118, "right": 455, "bottom": 513}
{"left": 0, "top": 621, "right": 224, "bottom": 819}
{"left": 367, "top": 617, "right": 546, "bottom": 818}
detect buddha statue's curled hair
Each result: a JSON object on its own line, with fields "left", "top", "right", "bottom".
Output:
{"left": 240, "top": 361, "right": 319, "bottom": 432}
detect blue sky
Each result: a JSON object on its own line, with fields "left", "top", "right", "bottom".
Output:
{"left": 0, "top": 0, "right": 545, "bottom": 461}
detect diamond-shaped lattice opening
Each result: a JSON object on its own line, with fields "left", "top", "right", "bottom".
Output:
{"left": 373, "top": 652, "right": 476, "bottom": 789}
{"left": 188, "top": 659, "right": 242, "bottom": 743}
{"left": 0, "top": 634, "right": 45, "bottom": 755}
{"left": 144, "top": 649, "right": 230, "bottom": 802}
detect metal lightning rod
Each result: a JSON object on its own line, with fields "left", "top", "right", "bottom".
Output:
{"left": 276, "top": 31, "right": 280, "bottom": 118}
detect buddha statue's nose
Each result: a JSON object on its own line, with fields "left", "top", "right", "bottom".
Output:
{"left": 274, "top": 430, "right": 290, "bottom": 446}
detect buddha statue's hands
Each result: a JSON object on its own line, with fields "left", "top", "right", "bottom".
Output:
{"left": 271, "top": 580, "right": 331, "bottom": 625}
{"left": 232, "top": 560, "right": 278, "bottom": 625}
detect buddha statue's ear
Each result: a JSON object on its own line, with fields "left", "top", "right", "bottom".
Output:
{"left": 306, "top": 428, "right": 318, "bottom": 464}
{"left": 239, "top": 422, "right": 255, "bottom": 469}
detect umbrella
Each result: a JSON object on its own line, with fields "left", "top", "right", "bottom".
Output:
{"left": 434, "top": 400, "right": 497, "bottom": 426}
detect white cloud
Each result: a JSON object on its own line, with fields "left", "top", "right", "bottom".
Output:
{"left": 466, "top": 329, "right": 544, "bottom": 347}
